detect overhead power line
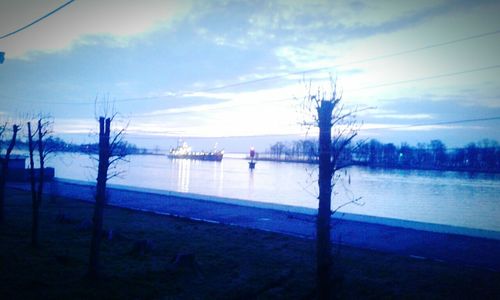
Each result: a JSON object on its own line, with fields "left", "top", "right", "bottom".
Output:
{"left": 0, "top": 61, "right": 500, "bottom": 109}
{"left": 3, "top": 62, "right": 499, "bottom": 110}
{"left": 129, "top": 64, "right": 500, "bottom": 117}
{"left": 0, "top": 0, "right": 75, "bottom": 40}
{"left": 364, "top": 116, "right": 500, "bottom": 131}
{"left": 100, "top": 116, "right": 500, "bottom": 140}
{"left": 351, "top": 64, "right": 500, "bottom": 92}
{"left": 129, "top": 97, "right": 295, "bottom": 119}
{"left": 191, "top": 29, "right": 500, "bottom": 93}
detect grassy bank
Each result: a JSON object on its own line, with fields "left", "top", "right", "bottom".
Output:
{"left": 0, "top": 189, "right": 498, "bottom": 299}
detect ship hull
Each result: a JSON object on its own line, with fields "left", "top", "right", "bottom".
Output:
{"left": 167, "top": 153, "right": 223, "bottom": 161}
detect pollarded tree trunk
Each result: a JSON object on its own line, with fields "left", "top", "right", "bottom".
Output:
{"left": 0, "top": 124, "right": 19, "bottom": 224}
{"left": 88, "top": 117, "right": 111, "bottom": 279}
{"left": 317, "top": 100, "right": 334, "bottom": 300}
{"left": 29, "top": 118, "right": 49, "bottom": 248}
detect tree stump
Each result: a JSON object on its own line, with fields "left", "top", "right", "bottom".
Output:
{"left": 130, "top": 239, "right": 154, "bottom": 256}
{"left": 170, "top": 253, "right": 203, "bottom": 278}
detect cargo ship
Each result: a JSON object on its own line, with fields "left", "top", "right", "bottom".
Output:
{"left": 167, "top": 141, "right": 223, "bottom": 161}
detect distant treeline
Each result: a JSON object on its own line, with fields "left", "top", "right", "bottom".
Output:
{"left": 264, "top": 139, "right": 500, "bottom": 173}
{"left": 12, "top": 137, "right": 150, "bottom": 155}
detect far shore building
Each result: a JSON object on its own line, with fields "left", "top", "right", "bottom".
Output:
{"left": 0, "top": 155, "right": 54, "bottom": 181}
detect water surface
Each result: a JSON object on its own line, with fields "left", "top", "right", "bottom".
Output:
{"left": 46, "top": 153, "right": 500, "bottom": 232}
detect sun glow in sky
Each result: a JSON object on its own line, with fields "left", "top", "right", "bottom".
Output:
{"left": 1, "top": 0, "right": 500, "bottom": 151}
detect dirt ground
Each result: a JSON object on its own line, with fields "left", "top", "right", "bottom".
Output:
{"left": 1, "top": 189, "right": 499, "bottom": 299}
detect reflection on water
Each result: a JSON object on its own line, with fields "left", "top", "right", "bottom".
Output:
{"left": 170, "top": 158, "right": 226, "bottom": 195}
{"left": 175, "top": 159, "right": 191, "bottom": 193}
{"left": 215, "top": 160, "right": 224, "bottom": 195}
{"left": 47, "top": 153, "right": 500, "bottom": 231}
{"left": 248, "top": 168, "right": 254, "bottom": 196}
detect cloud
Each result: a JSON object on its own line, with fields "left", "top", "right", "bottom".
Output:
{"left": 391, "top": 125, "right": 484, "bottom": 132}
{"left": 1, "top": 0, "right": 499, "bottom": 146}
{"left": 271, "top": 0, "right": 499, "bottom": 76}
{"left": 374, "top": 113, "right": 434, "bottom": 120}
{"left": 0, "top": 0, "right": 193, "bottom": 58}
{"left": 361, "top": 122, "right": 484, "bottom": 132}
{"left": 186, "top": 0, "right": 462, "bottom": 63}
{"left": 52, "top": 118, "right": 96, "bottom": 134}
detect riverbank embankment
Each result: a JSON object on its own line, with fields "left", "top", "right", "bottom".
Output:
{"left": 8, "top": 178, "right": 500, "bottom": 271}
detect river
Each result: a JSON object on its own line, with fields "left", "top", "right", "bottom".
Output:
{"left": 45, "top": 152, "right": 500, "bottom": 232}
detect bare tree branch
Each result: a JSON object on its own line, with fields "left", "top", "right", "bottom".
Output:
{"left": 0, "top": 122, "right": 7, "bottom": 139}
{"left": 106, "top": 169, "right": 127, "bottom": 181}
{"left": 331, "top": 197, "right": 364, "bottom": 216}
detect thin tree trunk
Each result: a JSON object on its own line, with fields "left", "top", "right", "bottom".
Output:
{"left": 0, "top": 125, "right": 19, "bottom": 224}
{"left": 28, "top": 122, "right": 39, "bottom": 247}
{"left": 88, "top": 117, "right": 110, "bottom": 279}
{"left": 317, "top": 100, "right": 334, "bottom": 299}
{"left": 36, "top": 120, "right": 45, "bottom": 211}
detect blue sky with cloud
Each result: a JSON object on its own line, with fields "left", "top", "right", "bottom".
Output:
{"left": 1, "top": 0, "right": 499, "bottom": 151}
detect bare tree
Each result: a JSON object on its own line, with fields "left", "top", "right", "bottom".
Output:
{"left": 27, "top": 116, "right": 54, "bottom": 247}
{"left": 88, "top": 114, "right": 128, "bottom": 279}
{"left": 301, "top": 80, "right": 361, "bottom": 299}
{"left": 36, "top": 118, "right": 54, "bottom": 206}
{"left": 0, "top": 122, "right": 20, "bottom": 224}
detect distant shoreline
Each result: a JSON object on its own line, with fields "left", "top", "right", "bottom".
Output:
{"left": 10, "top": 148, "right": 500, "bottom": 173}
{"left": 241, "top": 155, "right": 500, "bottom": 174}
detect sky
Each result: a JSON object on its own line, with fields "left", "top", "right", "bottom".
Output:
{"left": 0, "top": 0, "right": 499, "bottom": 152}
